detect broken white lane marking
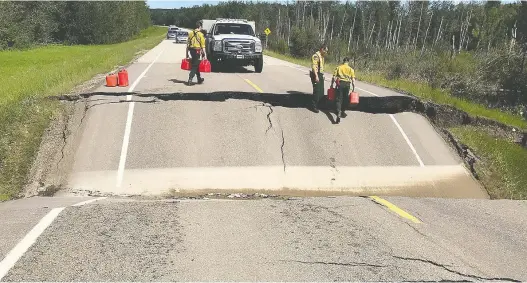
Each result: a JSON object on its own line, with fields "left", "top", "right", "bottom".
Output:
{"left": 283, "top": 62, "right": 425, "bottom": 167}
{"left": 0, "top": 207, "right": 65, "bottom": 281}
{"left": 117, "top": 47, "right": 165, "bottom": 188}
{"left": 71, "top": 197, "right": 107, "bottom": 207}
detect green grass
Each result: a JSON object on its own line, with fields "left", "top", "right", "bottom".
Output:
{"left": 450, "top": 126, "right": 527, "bottom": 200}
{"left": 0, "top": 26, "right": 166, "bottom": 201}
{"left": 264, "top": 50, "right": 527, "bottom": 130}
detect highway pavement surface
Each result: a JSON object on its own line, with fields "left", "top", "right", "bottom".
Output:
{"left": 1, "top": 39, "right": 526, "bottom": 281}
{"left": 63, "top": 39, "right": 485, "bottom": 198}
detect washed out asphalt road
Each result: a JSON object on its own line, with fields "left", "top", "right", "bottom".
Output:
{"left": 1, "top": 39, "right": 526, "bottom": 281}
{"left": 64, "top": 39, "right": 485, "bottom": 198}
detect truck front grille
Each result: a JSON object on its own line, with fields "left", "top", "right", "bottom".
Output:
{"left": 223, "top": 40, "right": 254, "bottom": 54}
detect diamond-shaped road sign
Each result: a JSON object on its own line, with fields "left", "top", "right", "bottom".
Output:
{"left": 264, "top": 28, "right": 271, "bottom": 36}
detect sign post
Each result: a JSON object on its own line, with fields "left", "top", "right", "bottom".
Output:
{"left": 264, "top": 28, "right": 271, "bottom": 49}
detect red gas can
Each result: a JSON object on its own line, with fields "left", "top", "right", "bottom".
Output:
{"left": 106, "top": 73, "right": 118, "bottom": 87}
{"left": 181, "top": 58, "right": 191, "bottom": 70}
{"left": 118, "top": 69, "right": 129, "bottom": 87}
{"left": 199, "top": 59, "right": 211, "bottom": 72}
{"left": 349, "top": 91, "right": 359, "bottom": 104}
{"left": 327, "top": 88, "right": 336, "bottom": 101}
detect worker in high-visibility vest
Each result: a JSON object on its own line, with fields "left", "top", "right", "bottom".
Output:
{"left": 186, "top": 20, "right": 207, "bottom": 86}
{"left": 330, "top": 57, "right": 356, "bottom": 123}
{"left": 309, "top": 44, "right": 328, "bottom": 113}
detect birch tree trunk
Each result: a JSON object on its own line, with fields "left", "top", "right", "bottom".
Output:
{"left": 415, "top": 1, "right": 424, "bottom": 49}
{"left": 302, "top": 2, "right": 306, "bottom": 29}
{"left": 277, "top": 8, "right": 281, "bottom": 39}
{"left": 329, "top": 15, "right": 335, "bottom": 42}
{"left": 337, "top": 11, "right": 347, "bottom": 38}
{"left": 396, "top": 13, "right": 402, "bottom": 48}
{"left": 368, "top": 22, "right": 375, "bottom": 47}
{"left": 287, "top": 18, "right": 291, "bottom": 46}
{"left": 385, "top": 20, "right": 391, "bottom": 48}
{"left": 376, "top": 22, "right": 382, "bottom": 48}
{"left": 347, "top": 8, "right": 357, "bottom": 52}
{"left": 434, "top": 16, "right": 443, "bottom": 48}
{"left": 322, "top": 10, "right": 330, "bottom": 41}
{"left": 421, "top": 11, "right": 433, "bottom": 55}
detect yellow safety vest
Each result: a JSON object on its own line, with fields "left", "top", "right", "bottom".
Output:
{"left": 311, "top": 51, "right": 324, "bottom": 73}
{"left": 187, "top": 29, "right": 205, "bottom": 49}
{"left": 333, "top": 63, "right": 356, "bottom": 82}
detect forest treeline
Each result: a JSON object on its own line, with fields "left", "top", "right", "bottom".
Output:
{"left": 0, "top": 1, "right": 151, "bottom": 49}
{"left": 151, "top": 0, "right": 527, "bottom": 115}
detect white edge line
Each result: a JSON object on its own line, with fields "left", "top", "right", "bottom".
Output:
{"left": 71, "top": 197, "right": 107, "bottom": 207}
{"left": 116, "top": 101, "right": 136, "bottom": 188}
{"left": 282, "top": 60, "right": 425, "bottom": 167}
{"left": 116, "top": 47, "right": 165, "bottom": 188}
{"left": 0, "top": 207, "right": 65, "bottom": 281}
{"left": 389, "top": 114, "right": 425, "bottom": 167}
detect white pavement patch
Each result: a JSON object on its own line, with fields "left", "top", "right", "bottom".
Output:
{"left": 116, "top": 47, "right": 166, "bottom": 188}
{"left": 68, "top": 164, "right": 482, "bottom": 197}
{"left": 0, "top": 208, "right": 64, "bottom": 281}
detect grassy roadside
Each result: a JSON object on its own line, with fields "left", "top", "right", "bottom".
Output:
{"left": 0, "top": 26, "right": 166, "bottom": 201}
{"left": 450, "top": 127, "right": 527, "bottom": 200}
{"left": 264, "top": 49, "right": 527, "bottom": 200}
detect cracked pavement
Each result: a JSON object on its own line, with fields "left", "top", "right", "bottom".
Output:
{"left": 2, "top": 40, "right": 527, "bottom": 281}
{"left": 52, "top": 39, "right": 487, "bottom": 198}
{"left": 2, "top": 197, "right": 526, "bottom": 281}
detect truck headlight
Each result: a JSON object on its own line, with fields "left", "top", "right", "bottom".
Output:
{"left": 255, "top": 42, "right": 262, "bottom": 52}
{"left": 213, "top": 40, "right": 222, "bottom": 51}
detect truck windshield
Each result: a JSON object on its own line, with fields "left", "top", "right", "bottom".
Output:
{"left": 214, "top": 23, "right": 254, "bottom": 36}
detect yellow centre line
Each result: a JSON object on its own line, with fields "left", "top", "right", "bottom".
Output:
{"left": 369, "top": 196, "right": 422, "bottom": 224}
{"left": 244, "top": 79, "right": 263, "bottom": 93}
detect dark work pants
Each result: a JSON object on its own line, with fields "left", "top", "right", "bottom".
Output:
{"left": 336, "top": 81, "right": 351, "bottom": 113}
{"left": 310, "top": 71, "right": 324, "bottom": 106}
{"left": 188, "top": 48, "right": 202, "bottom": 81}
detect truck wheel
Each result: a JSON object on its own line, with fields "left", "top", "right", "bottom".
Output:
{"left": 254, "top": 58, "right": 263, "bottom": 73}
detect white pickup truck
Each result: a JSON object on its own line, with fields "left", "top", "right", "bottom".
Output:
{"left": 202, "top": 18, "right": 264, "bottom": 73}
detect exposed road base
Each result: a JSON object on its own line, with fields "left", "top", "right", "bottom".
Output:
{"left": 65, "top": 165, "right": 488, "bottom": 199}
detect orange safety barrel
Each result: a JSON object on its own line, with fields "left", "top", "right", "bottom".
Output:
{"left": 181, "top": 58, "right": 191, "bottom": 70}
{"left": 106, "top": 73, "right": 118, "bottom": 87}
{"left": 327, "top": 88, "right": 336, "bottom": 101}
{"left": 199, "top": 59, "right": 211, "bottom": 72}
{"left": 118, "top": 69, "right": 129, "bottom": 87}
{"left": 349, "top": 91, "right": 359, "bottom": 104}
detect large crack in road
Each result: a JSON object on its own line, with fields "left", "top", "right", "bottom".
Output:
{"left": 392, "top": 256, "right": 521, "bottom": 282}
{"left": 254, "top": 102, "right": 286, "bottom": 172}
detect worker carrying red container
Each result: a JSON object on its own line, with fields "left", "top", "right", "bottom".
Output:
{"left": 330, "top": 57, "right": 356, "bottom": 124}
{"left": 185, "top": 20, "right": 208, "bottom": 86}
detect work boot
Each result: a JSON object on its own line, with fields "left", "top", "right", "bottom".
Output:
{"left": 197, "top": 77, "right": 205, "bottom": 84}
{"left": 311, "top": 101, "right": 319, "bottom": 113}
{"left": 340, "top": 111, "right": 347, "bottom": 118}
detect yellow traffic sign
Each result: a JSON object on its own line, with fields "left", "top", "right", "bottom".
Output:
{"left": 264, "top": 28, "right": 271, "bottom": 36}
